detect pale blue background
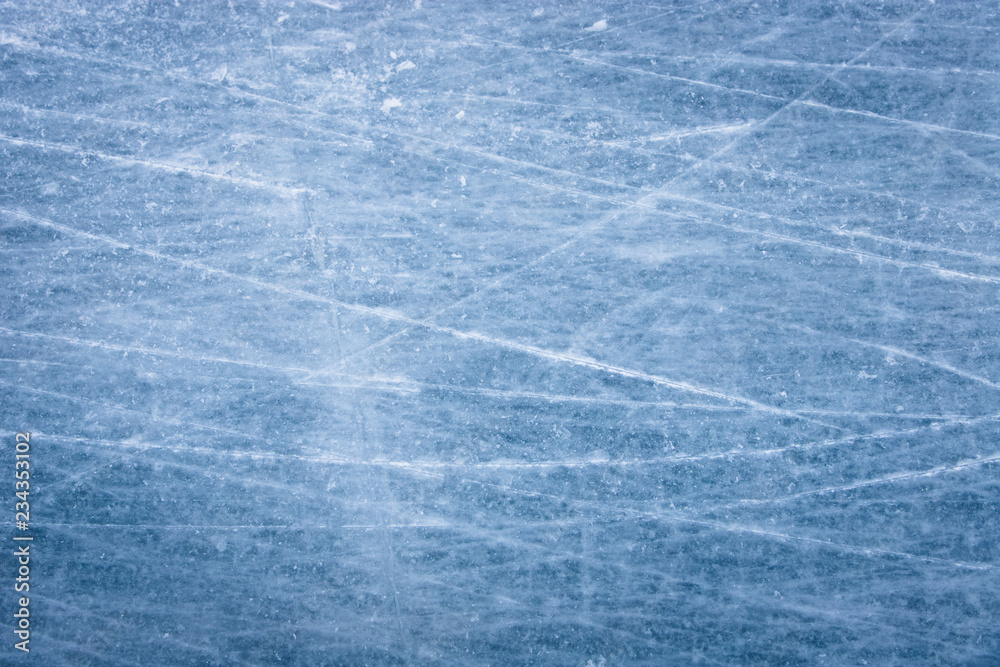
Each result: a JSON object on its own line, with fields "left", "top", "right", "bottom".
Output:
{"left": 2, "top": 0, "right": 999, "bottom": 664}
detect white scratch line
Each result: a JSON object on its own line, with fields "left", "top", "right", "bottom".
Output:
{"left": 645, "top": 185, "right": 1000, "bottom": 266}
{"left": 795, "top": 99, "right": 1000, "bottom": 141}
{"left": 462, "top": 475, "right": 993, "bottom": 571}
{"left": 0, "top": 379, "right": 254, "bottom": 439}
{"left": 304, "top": 0, "right": 342, "bottom": 9}
{"left": 3, "top": 209, "right": 809, "bottom": 423}
{"left": 36, "top": 39, "right": 985, "bottom": 284}
{"left": 732, "top": 452, "right": 1000, "bottom": 507}
{"left": 0, "top": 133, "right": 310, "bottom": 197}
{"left": 649, "top": 122, "right": 757, "bottom": 141}
{"left": 696, "top": 215, "right": 1000, "bottom": 284}
{"left": 791, "top": 324, "right": 1000, "bottom": 390}
{"left": 341, "top": 523, "right": 450, "bottom": 529}
{"left": 0, "top": 100, "right": 155, "bottom": 129}
{"left": 564, "top": 54, "right": 784, "bottom": 102}
{"left": 615, "top": 51, "right": 1000, "bottom": 80}
{"left": 38, "top": 523, "right": 299, "bottom": 530}
{"left": 302, "top": 378, "right": 739, "bottom": 411}
{"left": 686, "top": 519, "right": 993, "bottom": 571}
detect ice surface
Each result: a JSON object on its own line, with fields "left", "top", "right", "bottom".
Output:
{"left": 2, "top": 0, "right": 999, "bottom": 664}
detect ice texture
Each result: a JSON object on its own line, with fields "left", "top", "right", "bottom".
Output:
{"left": 2, "top": 0, "right": 1000, "bottom": 664}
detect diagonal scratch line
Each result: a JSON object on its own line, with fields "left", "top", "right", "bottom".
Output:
{"left": 31, "top": 411, "right": 995, "bottom": 480}
{"left": 632, "top": 179, "right": 1000, "bottom": 266}
{"left": 790, "top": 324, "right": 1000, "bottom": 389}
{"left": 0, "top": 333, "right": 959, "bottom": 422}
{"left": 794, "top": 99, "right": 1000, "bottom": 141}
{"left": 686, "top": 1, "right": 932, "bottom": 172}
{"left": 686, "top": 412, "right": 1000, "bottom": 464}
{"left": 721, "top": 452, "right": 1000, "bottom": 509}
{"left": 690, "top": 214, "right": 1000, "bottom": 283}
{"left": 23, "top": 430, "right": 992, "bottom": 573}
{"left": 398, "top": 1, "right": 721, "bottom": 93}
{"left": 456, "top": 475, "right": 994, "bottom": 571}
{"left": 296, "top": 376, "right": 972, "bottom": 421}
{"left": 593, "top": 50, "right": 1000, "bottom": 80}
{"left": 39, "top": 455, "right": 128, "bottom": 493}
{"left": 282, "top": 111, "right": 1000, "bottom": 270}
{"left": 10, "top": 19, "right": 990, "bottom": 286}
{"left": 370, "top": 412, "right": 995, "bottom": 470}
{"left": 561, "top": 52, "right": 785, "bottom": 101}
{"left": 1, "top": 208, "right": 820, "bottom": 424}
{"left": 0, "top": 324, "right": 318, "bottom": 375}
{"left": 555, "top": 56, "right": 1000, "bottom": 141}
{"left": 0, "top": 99, "right": 156, "bottom": 129}
{"left": 25, "top": 420, "right": 998, "bottom": 572}
{"left": 687, "top": 518, "right": 993, "bottom": 570}
{"left": 282, "top": 22, "right": 988, "bottom": 379}
{"left": 924, "top": 130, "right": 1000, "bottom": 180}
{"left": 0, "top": 378, "right": 256, "bottom": 439}
{"left": 0, "top": 132, "right": 311, "bottom": 197}
{"left": 233, "top": 69, "right": 1000, "bottom": 286}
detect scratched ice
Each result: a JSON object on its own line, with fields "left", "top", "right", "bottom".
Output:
{"left": 2, "top": 0, "right": 999, "bottom": 664}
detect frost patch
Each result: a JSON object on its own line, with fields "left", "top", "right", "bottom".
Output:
{"left": 209, "top": 64, "right": 228, "bottom": 83}
{"left": 0, "top": 32, "right": 38, "bottom": 48}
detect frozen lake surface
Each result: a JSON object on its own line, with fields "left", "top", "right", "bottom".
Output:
{"left": 2, "top": 0, "right": 1000, "bottom": 664}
